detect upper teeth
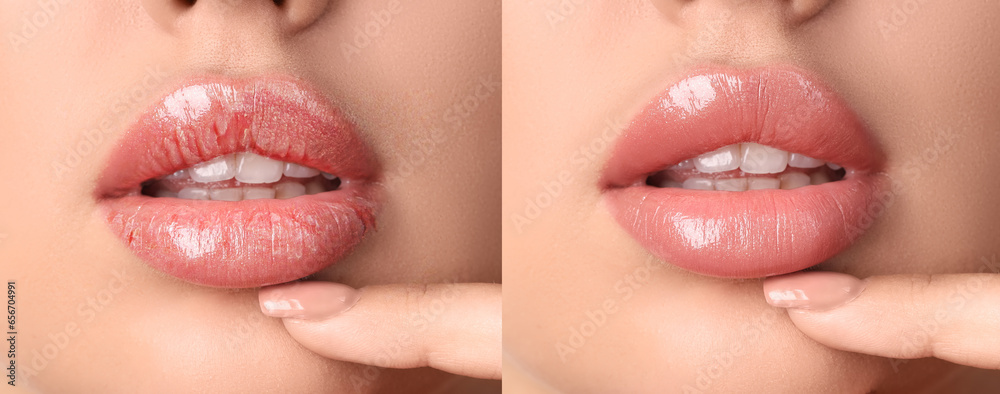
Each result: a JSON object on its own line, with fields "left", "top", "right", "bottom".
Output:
{"left": 693, "top": 145, "right": 740, "bottom": 173}
{"left": 150, "top": 153, "right": 339, "bottom": 201}
{"left": 689, "top": 143, "right": 834, "bottom": 174}
{"left": 181, "top": 153, "right": 332, "bottom": 184}
{"left": 650, "top": 143, "right": 847, "bottom": 191}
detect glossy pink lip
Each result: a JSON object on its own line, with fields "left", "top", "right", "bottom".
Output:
{"left": 96, "top": 76, "right": 380, "bottom": 288}
{"left": 602, "top": 66, "right": 889, "bottom": 278}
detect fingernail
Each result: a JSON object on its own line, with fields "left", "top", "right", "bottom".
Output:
{"left": 259, "top": 281, "right": 361, "bottom": 320}
{"left": 763, "top": 271, "right": 866, "bottom": 311}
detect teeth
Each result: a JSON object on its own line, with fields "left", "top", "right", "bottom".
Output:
{"left": 165, "top": 169, "right": 188, "bottom": 180}
{"left": 666, "top": 173, "right": 829, "bottom": 191}
{"left": 169, "top": 183, "right": 322, "bottom": 201}
{"left": 656, "top": 143, "right": 850, "bottom": 191}
{"left": 209, "top": 188, "right": 243, "bottom": 202}
{"left": 677, "top": 143, "right": 844, "bottom": 179}
{"left": 305, "top": 181, "right": 325, "bottom": 195}
{"left": 151, "top": 153, "right": 337, "bottom": 201}
{"left": 681, "top": 178, "right": 715, "bottom": 190}
{"left": 670, "top": 159, "right": 695, "bottom": 171}
{"left": 235, "top": 153, "right": 284, "bottom": 184}
{"left": 275, "top": 182, "right": 307, "bottom": 199}
{"left": 740, "top": 143, "right": 788, "bottom": 174}
{"left": 682, "top": 178, "right": 714, "bottom": 190}
{"left": 779, "top": 173, "right": 811, "bottom": 190}
{"left": 810, "top": 171, "right": 830, "bottom": 185}
{"left": 178, "top": 187, "right": 210, "bottom": 200}
{"left": 284, "top": 163, "right": 321, "bottom": 178}
{"left": 788, "top": 153, "right": 824, "bottom": 169}
{"left": 175, "top": 153, "right": 331, "bottom": 186}
{"left": 714, "top": 178, "right": 748, "bottom": 192}
{"left": 748, "top": 178, "right": 780, "bottom": 190}
{"left": 189, "top": 154, "right": 237, "bottom": 182}
{"left": 693, "top": 145, "right": 741, "bottom": 173}
{"left": 243, "top": 187, "right": 276, "bottom": 200}
{"left": 154, "top": 190, "right": 179, "bottom": 198}
{"left": 652, "top": 179, "right": 683, "bottom": 188}
{"left": 670, "top": 175, "right": 798, "bottom": 190}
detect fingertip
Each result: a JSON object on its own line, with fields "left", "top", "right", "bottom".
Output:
{"left": 763, "top": 271, "right": 866, "bottom": 311}
{"left": 258, "top": 281, "right": 361, "bottom": 320}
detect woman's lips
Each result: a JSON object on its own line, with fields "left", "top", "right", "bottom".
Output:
{"left": 602, "top": 66, "right": 889, "bottom": 278}
{"left": 96, "top": 76, "right": 380, "bottom": 288}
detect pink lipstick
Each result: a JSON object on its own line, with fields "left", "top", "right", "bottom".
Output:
{"left": 96, "top": 76, "right": 380, "bottom": 288}
{"left": 602, "top": 66, "right": 888, "bottom": 278}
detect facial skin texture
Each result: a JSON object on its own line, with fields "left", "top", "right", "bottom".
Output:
{"left": 0, "top": 0, "right": 499, "bottom": 393}
{"left": 503, "top": 1, "right": 1000, "bottom": 393}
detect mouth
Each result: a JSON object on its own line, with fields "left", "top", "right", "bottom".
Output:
{"left": 601, "top": 66, "right": 889, "bottom": 279}
{"left": 96, "top": 76, "right": 380, "bottom": 288}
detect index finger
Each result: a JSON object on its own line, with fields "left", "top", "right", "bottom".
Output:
{"left": 763, "top": 271, "right": 1000, "bottom": 370}
{"left": 259, "top": 282, "right": 502, "bottom": 379}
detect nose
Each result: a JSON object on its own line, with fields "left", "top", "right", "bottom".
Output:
{"left": 140, "top": 0, "right": 331, "bottom": 35}
{"left": 139, "top": 0, "right": 333, "bottom": 72}
{"left": 650, "top": 0, "right": 835, "bottom": 66}
{"left": 653, "top": 0, "right": 833, "bottom": 25}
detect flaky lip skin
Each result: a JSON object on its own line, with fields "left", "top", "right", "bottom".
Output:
{"left": 96, "top": 75, "right": 380, "bottom": 288}
{"left": 602, "top": 66, "right": 889, "bottom": 278}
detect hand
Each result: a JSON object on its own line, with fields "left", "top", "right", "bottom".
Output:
{"left": 763, "top": 271, "right": 1000, "bottom": 370}
{"left": 258, "top": 281, "right": 501, "bottom": 379}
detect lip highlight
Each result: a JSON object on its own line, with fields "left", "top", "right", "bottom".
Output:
{"left": 602, "top": 66, "right": 889, "bottom": 278}
{"left": 96, "top": 75, "right": 380, "bottom": 288}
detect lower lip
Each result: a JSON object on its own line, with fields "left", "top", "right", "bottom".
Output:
{"left": 605, "top": 174, "right": 888, "bottom": 278}
{"left": 100, "top": 186, "right": 377, "bottom": 288}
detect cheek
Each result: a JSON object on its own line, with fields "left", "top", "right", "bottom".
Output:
{"left": 796, "top": 2, "right": 1000, "bottom": 275}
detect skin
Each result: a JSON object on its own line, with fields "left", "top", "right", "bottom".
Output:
{"left": 503, "top": 0, "right": 1000, "bottom": 393}
{"left": 0, "top": 0, "right": 499, "bottom": 393}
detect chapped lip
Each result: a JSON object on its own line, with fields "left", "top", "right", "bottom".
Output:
{"left": 602, "top": 65, "right": 889, "bottom": 279}
{"left": 96, "top": 75, "right": 381, "bottom": 288}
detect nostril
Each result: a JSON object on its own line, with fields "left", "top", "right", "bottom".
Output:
{"left": 143, "top": 0, "right": 327, "bottom": 36}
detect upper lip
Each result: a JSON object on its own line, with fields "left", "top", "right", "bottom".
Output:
{"left": 96, "top": 75, "right": 381, "bottom": 288}
{"left": 602, "top": 65, "right": 888, "bottom": 278}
